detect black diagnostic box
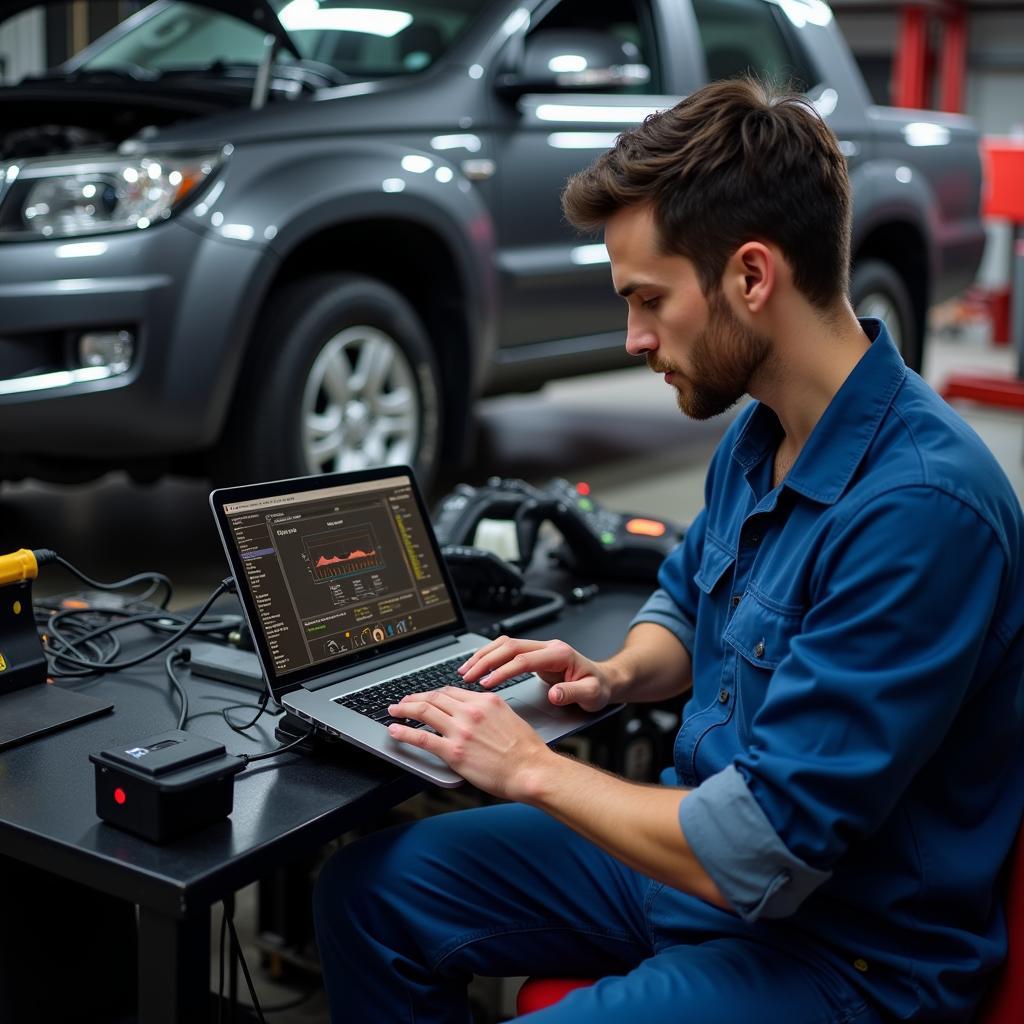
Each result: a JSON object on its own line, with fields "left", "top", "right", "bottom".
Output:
{"left": 90, "top": 730, "right": 244, "bottom": 843}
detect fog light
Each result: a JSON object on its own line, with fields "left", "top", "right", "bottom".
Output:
{"left": 78, "top": 331, "right": 134, "bottom": 375}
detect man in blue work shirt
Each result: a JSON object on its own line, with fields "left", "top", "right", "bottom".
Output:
{"left": 314, "top": 78, "right": 1024, "bottom": 1023}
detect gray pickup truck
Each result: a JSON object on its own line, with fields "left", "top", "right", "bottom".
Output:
{"left": 0, "top": 0, "right": 985, "bottom": 488}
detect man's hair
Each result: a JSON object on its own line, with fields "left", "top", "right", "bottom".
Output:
{"left": 562, "top": 77, "right": 852, "bottom": 310}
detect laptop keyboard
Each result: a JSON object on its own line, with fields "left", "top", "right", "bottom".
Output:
{"left": 336, "top": 654, "right": 533, "bottom": 729}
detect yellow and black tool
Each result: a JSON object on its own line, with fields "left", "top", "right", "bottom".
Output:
{"left": 0, "top": 547, "right": 114, "bottom": 751}
{"left": 0, "top": 548, "right": 47, "bottom": 695}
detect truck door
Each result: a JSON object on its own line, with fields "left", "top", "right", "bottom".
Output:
{"left": 490, "top": 0, "right": 697, "bottom": 357}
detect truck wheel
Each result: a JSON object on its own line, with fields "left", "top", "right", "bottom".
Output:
{"left": 851, "top": 259, "right": 921, "bottom": 372}
{"left": 215, "top": 274, "right": 441, "bottom": 489}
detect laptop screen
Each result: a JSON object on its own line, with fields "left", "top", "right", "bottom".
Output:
{"left": 215, "top": 472, "right": 461, "bottom": 685}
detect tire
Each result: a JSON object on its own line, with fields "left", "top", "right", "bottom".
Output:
{"left": 851, "top": 259, "right": 921, "bottom": 372}
{"left": 214, "top": 274, "right": 442, "bottom": 489}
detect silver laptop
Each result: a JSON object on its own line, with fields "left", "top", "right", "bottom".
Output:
{"left": 210, "top": 466, "right": 619, "bottom": 787}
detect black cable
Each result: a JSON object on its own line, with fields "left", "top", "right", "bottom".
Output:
{"left": 487, "top": 587, "right": 565, "bottom": 638}
{"left": 240, "top": 726, "right": 313, "bottom": 766}
{"left": 223, "top": 690, "right": 271, "bottom": 733}
{"left": 225, "top": 908, "right": 268, "bottom": 1024}
{"left": 142, "top": 611, "right": 246, "bottom": 637}
{"left": 34, "top": 549, "right": 173, "bottom": 608}
{"left": 40, "top": 579, "right": 233, "bottom": 674}
{"left": 44, "top": 620, "right": 118, "bottom": 671}
{"left": 45, "top": 609, "right": 163, "bottom": 675}
{"left": 180, "top": 704, "right": 285, "bottom": 729}
{"left": 165, "top": 649, "right": 190, "bottom": 730}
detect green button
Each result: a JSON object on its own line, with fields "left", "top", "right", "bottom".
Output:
{"left": 601, "top": 531, "right": 615, "bottom": 546}
{"left": 578, "top": 498, "right": 594, "bottom": 511}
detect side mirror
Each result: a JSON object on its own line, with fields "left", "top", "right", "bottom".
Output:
{"left": 496, "top": 28, "right": 651, "bottom": 97}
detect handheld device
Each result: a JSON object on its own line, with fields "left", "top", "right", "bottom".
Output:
{"left": 433, "top": 477, "right": 685, "bottom": 582}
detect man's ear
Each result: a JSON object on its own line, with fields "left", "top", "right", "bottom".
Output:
{"left": 727, "top": 242, "right": 775, "bottom": 314}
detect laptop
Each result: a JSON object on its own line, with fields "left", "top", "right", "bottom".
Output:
{"left": 209, "top": 466, "right": 620, "bottom": 787}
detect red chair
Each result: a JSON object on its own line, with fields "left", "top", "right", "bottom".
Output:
{"left": 516, "top": 821, "right": 1024, "bottom": 1021}
{"left": 516, "top": 977, "right": 597, "bottom": 1014}
{"left": 978, "top": 817, "right": 1024, "bottom": 1024}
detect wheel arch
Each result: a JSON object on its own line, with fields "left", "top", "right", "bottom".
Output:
{"left": 223, "top": 216, "right": 480, "bottom": 467}
{"left": 852, "top": 220, "right": 930, "bottom": 352}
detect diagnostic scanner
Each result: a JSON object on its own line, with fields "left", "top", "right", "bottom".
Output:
{"left": 90, "top": 730, "right": 244, "bottom": 843}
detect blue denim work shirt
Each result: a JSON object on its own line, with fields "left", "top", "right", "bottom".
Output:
{"left": 631, "top": 320, "right": 1024, "bottom": 1020}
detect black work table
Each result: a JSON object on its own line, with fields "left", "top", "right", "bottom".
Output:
{"left": 0, "top": 579, "right": 648, "bottom": 1023}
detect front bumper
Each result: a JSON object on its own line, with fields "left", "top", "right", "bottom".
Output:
{"left": 0, "top": 220, "right": 272, "bottom": 460}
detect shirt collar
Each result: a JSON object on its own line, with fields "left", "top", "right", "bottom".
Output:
{"left": 731, "top": 318, "right": 907, "bottom": 505}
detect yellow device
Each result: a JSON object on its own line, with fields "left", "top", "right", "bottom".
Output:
{"left": 0, "top": 548, "right": 38, "bottom": 587}
{"left": 0, "top": 547, "right": 116, "bottom": 751}
{"left": 0, "top": 548, "right": 46, "bottom": 693}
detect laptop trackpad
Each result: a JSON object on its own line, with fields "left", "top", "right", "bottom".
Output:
{"left": 505, "top": 698, "right": 563, "bottom": 730}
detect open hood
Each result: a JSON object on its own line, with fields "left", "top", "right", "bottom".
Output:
{"left": 0, "top": 0, "right": 300, "bottom": 58}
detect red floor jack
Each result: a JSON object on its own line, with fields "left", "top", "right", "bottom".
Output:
{"left": 942, "top": 141, "right": 1024, "bottom": 413}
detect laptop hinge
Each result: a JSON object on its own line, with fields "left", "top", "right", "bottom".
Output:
{"left": 302, "top": 635, "right": 460, "bottom": 692}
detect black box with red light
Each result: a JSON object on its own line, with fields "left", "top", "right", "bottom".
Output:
{"left": 89, "top": 730, "right": 245, "bottom": 843}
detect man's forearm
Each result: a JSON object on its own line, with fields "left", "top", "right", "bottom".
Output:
{"left": 600, "top": 622, "right": 694, "bottom": 704}
{"left": 519, "top": 752, "right": 727, "bottom": 910}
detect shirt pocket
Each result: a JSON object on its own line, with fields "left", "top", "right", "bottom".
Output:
{"left": 723, "top": 589, "right": 803, "bottom": 734}
{"left": 694, "top": 532, "right": 735, "bottom": 596}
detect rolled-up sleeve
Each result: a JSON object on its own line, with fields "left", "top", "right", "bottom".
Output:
{"left": 679, "top": 765, "right": 831, "bottom": 920}
{"left": 629, "top": 586, "right": 696, "bottom": 653}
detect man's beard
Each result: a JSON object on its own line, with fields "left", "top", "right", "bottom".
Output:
{"left": 647, "top": 289, "right": 771, "bottom": 420}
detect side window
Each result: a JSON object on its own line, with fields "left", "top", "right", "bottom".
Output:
{"left": 530, "top": 0, "right": 661, "bottom": 93}
{"left": 692, "top": 0, "right": 816, "bottom": 90}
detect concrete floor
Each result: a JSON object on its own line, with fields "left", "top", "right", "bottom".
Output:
{"left": 2, "top": 328, "right": 1022, "bottom": 1022}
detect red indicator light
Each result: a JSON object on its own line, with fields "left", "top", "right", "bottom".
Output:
{"left": 113, "top": 787, "right": 127, "bottom": 806}
{"left": 575, "top": 481, "right": 591, "bottom": 496}
{"left": 625, "top": 517, "right": 667, "bottom": 538}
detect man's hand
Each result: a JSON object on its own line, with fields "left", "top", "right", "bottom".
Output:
{"left": 457, "top": 636, "right": 615, "bottom": 712}
{"left": 388, "top": 686, "right": 727, "bottom": 911}
{"left": 386, "top": 686, "right": 557, "bottom": 801}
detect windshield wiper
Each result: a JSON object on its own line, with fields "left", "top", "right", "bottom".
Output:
{"left": 69, "top": 62, "right": 159, "bottom": 83}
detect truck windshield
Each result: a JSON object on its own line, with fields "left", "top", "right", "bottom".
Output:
{"left": 80, "top": 0, "right": 488, "bottom": 78}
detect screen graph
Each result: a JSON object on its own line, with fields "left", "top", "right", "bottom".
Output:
{"left": 305, "top": 528, "right": 385, "bottom": 581}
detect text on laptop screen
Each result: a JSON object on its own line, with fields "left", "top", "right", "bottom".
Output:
{"left": 220, "top": 476, "right": 459, "bottom": 677}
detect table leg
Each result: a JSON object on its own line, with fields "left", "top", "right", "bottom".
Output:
{"left": 138, "top": 904, "right": 211, "bottom": 1024}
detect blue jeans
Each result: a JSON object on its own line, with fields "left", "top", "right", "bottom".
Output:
{"left": 313, "top": 803, "right": 883, "bottom": 1023}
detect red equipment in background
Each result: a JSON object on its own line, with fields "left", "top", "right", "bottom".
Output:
{"left": 942, "top": 140, "right": 1024, "bottom": 412}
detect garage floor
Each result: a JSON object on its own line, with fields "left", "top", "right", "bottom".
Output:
{"left": 1, "top": 330, "right": 1021, "bottom": 1021}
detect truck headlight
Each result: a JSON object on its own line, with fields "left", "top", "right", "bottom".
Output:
{"left": 0, "top": 151, "right": 223, "bottom": 240}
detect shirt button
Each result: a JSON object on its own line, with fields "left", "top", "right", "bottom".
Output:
{"left": 718, "top": 688, "right": 729, "bottom": 704}
{"left": 731, "top": 594, "right": 742, "bottom": 608}
{"left": 853, "top": 958, "right": 869, "bottom": 973}
{"left": 748, "top": 533, "right": 761, "bottom": 545}
{"left": 754, "top": 639, "right": 765, "bottom": 659}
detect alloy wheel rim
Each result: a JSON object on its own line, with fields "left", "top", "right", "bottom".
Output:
{"left": 301, "top": 325, "right": 420, "bottom": 474}
{"left": 855, "top": 292, "right": 903, "bottom": 352}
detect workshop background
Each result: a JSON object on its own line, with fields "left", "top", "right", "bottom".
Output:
{"left": 1, "top": 1, "right": 1023, "bottom": 1021}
